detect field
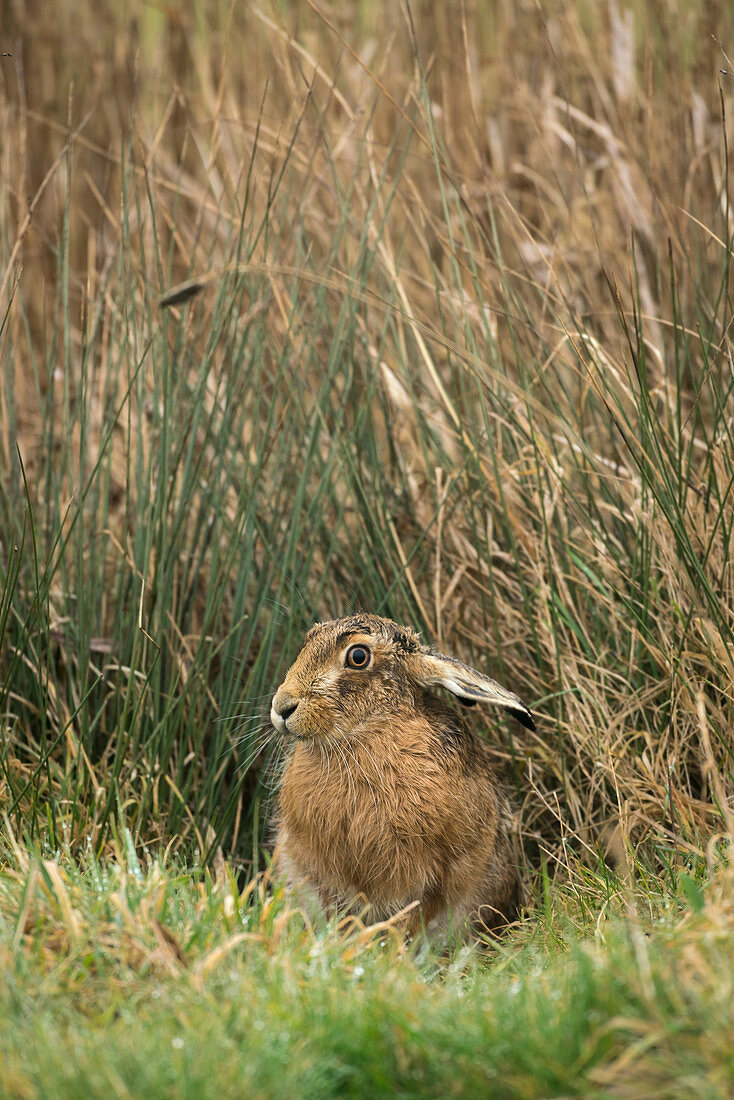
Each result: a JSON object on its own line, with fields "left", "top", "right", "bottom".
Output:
{"left": 1, "top": 0, "right": 734, "bottom": 1095}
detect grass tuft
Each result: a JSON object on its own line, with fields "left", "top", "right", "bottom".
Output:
{"left": 1, "top": 847, "right": 733, "bottom": 1097}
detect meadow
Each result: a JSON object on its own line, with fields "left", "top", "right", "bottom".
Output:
{"left": 1, "top": 0, "right": 733, "bottom": 1094}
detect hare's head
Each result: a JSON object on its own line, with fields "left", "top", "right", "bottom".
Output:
{"left": 270, "top": 614, "right": 534, "bottom": 741}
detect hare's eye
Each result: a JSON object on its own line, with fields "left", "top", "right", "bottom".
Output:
{"left": 345, "top": 644, "right": 371, "bottom": 669}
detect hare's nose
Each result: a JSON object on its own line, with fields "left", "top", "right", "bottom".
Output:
{"left": 271, "top": 693, "right": 299, "bottom": 732}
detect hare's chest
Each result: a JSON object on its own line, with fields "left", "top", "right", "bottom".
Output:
{"left": 277, "top": 743, "right": 441, "bottom": 900}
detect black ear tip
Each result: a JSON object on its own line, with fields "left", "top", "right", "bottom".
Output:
{"left": 514, "top": 708, "right": 536, "bottom": 731}
{"left": 458, "top": 696, "right": 478, "bottom": 708}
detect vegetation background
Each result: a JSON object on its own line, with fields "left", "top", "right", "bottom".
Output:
{"left": 1, "top": 0, "right": 733, "bottom": 1095}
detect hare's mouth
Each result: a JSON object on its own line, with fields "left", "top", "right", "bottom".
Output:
{"left": 271, "top": 710, "right": 316, "bottom": 742}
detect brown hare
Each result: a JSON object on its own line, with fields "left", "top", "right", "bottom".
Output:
{"left": 270, "top": 613, "right": 534, "bottom": 938}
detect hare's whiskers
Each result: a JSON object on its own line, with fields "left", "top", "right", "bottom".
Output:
{"left": 215, "top": 692, "right": 276, "bottom": 717}
{"left": 235, "top": 728, "right": 277, "bottom": 774}
{"left": 231, "top": 716, "right": 271, "bottom": 742}
{"left": 261, "top": 743, "right": 289, "bottom": 791}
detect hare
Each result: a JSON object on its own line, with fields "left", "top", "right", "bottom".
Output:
{"left": 270, "top": 614, "right": 534, "bottom": 938}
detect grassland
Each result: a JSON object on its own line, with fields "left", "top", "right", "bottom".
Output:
{"left": 1, "top": 0, "right": 734, "bottom": 1095}
{"left": 0, "top": 840, "right": 733, "bottom": 1098}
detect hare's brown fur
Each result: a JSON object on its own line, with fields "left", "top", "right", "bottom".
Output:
{"left": 271, "top": 614, "right": 531, "bottom": 936}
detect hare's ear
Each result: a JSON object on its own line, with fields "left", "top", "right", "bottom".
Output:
{"left": 411, "top": 650, "right": 535, "bottom": 731}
